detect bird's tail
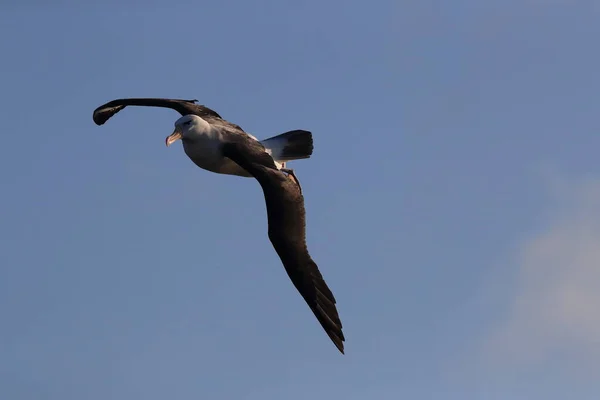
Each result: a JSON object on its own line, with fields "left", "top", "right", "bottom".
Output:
{"left": 260, "top": 130, "right": 313, "bottom": 162}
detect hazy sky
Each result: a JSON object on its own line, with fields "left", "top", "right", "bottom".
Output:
{"left": 1, "top": 2, "right": 599, "bottom": 399}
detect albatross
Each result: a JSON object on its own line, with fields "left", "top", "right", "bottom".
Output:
{"left": 92, "top": 98, "right": 345, "bottom": 354}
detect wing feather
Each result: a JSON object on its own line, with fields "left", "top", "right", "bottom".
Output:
{"left": 221, "top": 138, "right": 345, "bottom": 354}
{"left": 92, "top": 98, "right": 223, "bottom": 125}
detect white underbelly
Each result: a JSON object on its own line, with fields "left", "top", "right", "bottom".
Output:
{"left": 183, "top": 141, "right": 252, "bottom": 177}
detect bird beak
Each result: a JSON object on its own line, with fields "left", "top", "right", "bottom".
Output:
{"left": 166, "top": 128, "right": 182, "bottom": 147}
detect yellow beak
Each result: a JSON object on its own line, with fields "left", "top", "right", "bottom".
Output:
{"left": 165, "top": 128, "right": 182, "bottom": 147}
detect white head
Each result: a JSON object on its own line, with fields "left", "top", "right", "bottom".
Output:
{"left": 165, "top": 114, "right": 211, "bottom": 147}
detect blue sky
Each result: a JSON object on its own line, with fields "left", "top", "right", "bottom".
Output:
{"left": 1, "top": 2, "right": 599, "bottom": 399}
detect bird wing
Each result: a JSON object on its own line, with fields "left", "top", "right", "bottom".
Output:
{"left": 92, "top": 97, "right": 225, "bottom": 126}
{"left": 221, "top": 138, "right": 345, "bottom": 354}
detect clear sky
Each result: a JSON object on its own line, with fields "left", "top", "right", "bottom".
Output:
{"left": 1, "top": 2, "right": 599, "bottom": 399}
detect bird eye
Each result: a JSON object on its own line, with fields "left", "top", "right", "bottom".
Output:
{"left": 183, "top": 120, "right": 192, "bottom": 126}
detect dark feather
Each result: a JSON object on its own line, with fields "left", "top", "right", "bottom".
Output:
{"left": 261, "top": 129, "right": 314, "bottom": 161}
{"left": 92, "top": 98, "right": 225, "bottom": 126}
{"left": 221, "top": 138, "right": 345, "bottom": 354}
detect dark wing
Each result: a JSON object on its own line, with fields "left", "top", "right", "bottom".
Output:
{"left": 92, "top": 98, "right": 224, "bottom": 126}
{"left": 221, "top": 138, "right": 345, "bottom": 354}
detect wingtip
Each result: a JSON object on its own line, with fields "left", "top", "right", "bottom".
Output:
{"left": 92, "top": 111, "right": 104, "bottom": 126}
{"left": 92, "top": 112, "right": 104, "bottom": 126}
{"left": 92, "top": 104, "right": 126, "bottom": 126}
{"left": 331, "top": 332, "right": 345, "bottom": 354}
{"left": 329, "top": 333, "right": 345, "bottom": 354}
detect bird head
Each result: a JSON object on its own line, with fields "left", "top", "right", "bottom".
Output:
{"left": 166, "top": 115, "right": 209, "bottom": 147}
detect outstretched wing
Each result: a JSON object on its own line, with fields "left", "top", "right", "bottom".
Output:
{"left": 221, "top": 138, "right": 345, "bottom": 354}
{"left": 92, "top": 98, "right": 223, "bottom": 126}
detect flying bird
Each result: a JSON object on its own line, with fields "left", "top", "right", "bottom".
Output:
{"left": 92, "top": 98, "right": 345, "bottom": 353}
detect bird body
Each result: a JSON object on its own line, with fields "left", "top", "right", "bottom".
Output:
{"left": 92, "top": 98, "right": 345, "bottom": 353}
{"left": 170, "top": 114, "right": 311, "bottom": 178}
{"left": 183, "top": 136, "right": 247, "bottom": 176}
{"left": 173, "top": 114, "right": 249, "bottom": 176}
